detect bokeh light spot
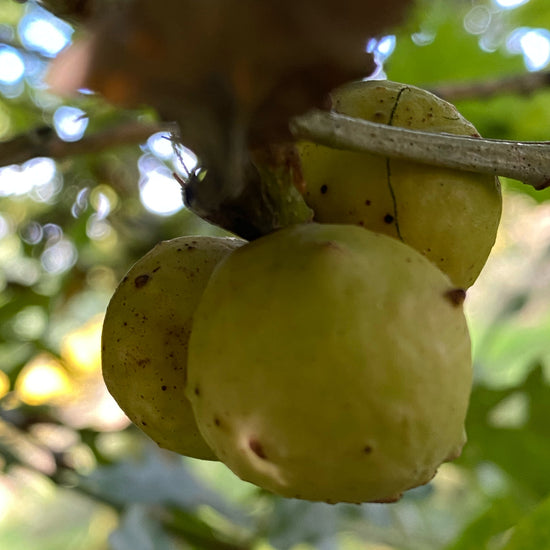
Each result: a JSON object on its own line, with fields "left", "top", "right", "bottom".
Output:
{"left": 507, "top": 28, "right": 550, "bottom": 71}
{"left": 139, "top": 168, "right": 184, "bottom": 216}
{"left": 53, "top": 105, "right": 88, "bottom": 141}
{"left": 520, "top": 29, "right": 550, "bottom": 71}
{"left": 147, "top": 132, "right": 174, "bottom": 160}
{"left": 16, "top": 354, "right": 73, "bottom": 406}
{"left": 0, "top": 46, "right": 24, "bottom": 84}
{"left": 173, "top": 145, "right": 199, "bottom": 177}
{"left": 464, "top": 6, "right": 492, "bottom": 35}
{"left": 494, "top": 0, "right": 529, "bottom": 9}
{"left": 20, "top": 221, "right": 44, "bottom": 245}
{"left": 0, "top": 157, "right": 57, "bottom": 198}
{"left": 86, "top": 215, "right": 113, "bottom": 241}
{"left": 41, "top": 238, "right": 77, "bottom": 274}
{"left": 0, "top": 370, "right": 10, "bottom": 400}
{"left": 53, "top": 106, "right": 88, "bottom": 142}
{"left": 24, "top": 157, "right": 57, "bottom": 186}
{"left": 12, "top": 306, "right": 47, "bottom": 340}
{"left": 0, "top": 213, "right": 11, "bottom": 239}
{"left": 19, "top": 8, "right": 73, "bottom": 57}
{"left": 61, "top": 315, "right": 103, "bottom": 375}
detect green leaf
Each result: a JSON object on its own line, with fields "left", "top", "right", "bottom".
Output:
{"left": 445, "top": 496, "right": 527, "bottom": 550}
{"left": 79, "top": 447, "right": 250, "bottom": 527}
{"left": 502, "top": 495, "right": 550, "bottom": 550}
{"left": 109, "top": 505, "right": 174, "bottom": 550}
{"left": 473, "top": 315, "right": 550, "bottom": 387}
{"left": 462, "top": 365, "right": 550, "bottom": 498}
{"left": 266, "top": 499, "right": 338, "bottom": 550}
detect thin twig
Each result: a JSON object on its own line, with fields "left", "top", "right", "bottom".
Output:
{"left": 430, "top": 72, "right": 550, "bottom": 102}
{"left": 0, "top": 120, "right": 172, "bottom": 168}
{"left": 290, "top": 110, "right": 550, "bottom": 190}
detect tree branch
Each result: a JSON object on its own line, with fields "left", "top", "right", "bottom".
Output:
{"left": 5, "top": 110, "right": 550, "bottom": 194}
{"left": 430, "top": 71, "right": 550, "bottom": 102}
{"left": 290, "top": 110, "right": 550, "bottom": 190}
{"left": 0, "top": 120, "right": 172, "bottom": 168}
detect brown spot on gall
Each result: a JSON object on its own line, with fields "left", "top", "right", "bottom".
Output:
{"left": 445, "top": 288, "right": 466, "bottom": 307}
{"left": 134, "top": 274, "right": 150, "bottom": 288}
{"left": 249, "top": 438, "right": 267, "bottom": 459}
{"left": 320, "top": 184, "right": 328, "bottom": 194}
{"left": 384, "top": 214, "right": 394, "bottom": 224}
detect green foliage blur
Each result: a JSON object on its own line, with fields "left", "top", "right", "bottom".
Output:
{"left": 2, "top": 0, "right": 550, "bottom": 548}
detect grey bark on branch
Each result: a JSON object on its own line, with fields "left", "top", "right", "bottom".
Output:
{"left": 290, "top": 110, "right": 550, "bottom": 190}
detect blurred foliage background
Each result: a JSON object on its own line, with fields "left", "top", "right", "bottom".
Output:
{"left": 1, "top": 0, "right": 550, "bottom": 548}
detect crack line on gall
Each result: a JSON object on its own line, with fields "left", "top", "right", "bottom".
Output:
{"left": 385, "top": 86, "right": 407, "bottom": 241}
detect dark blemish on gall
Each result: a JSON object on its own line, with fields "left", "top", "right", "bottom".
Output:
{"left": 249, "top": 439, "right": 267, "bottom": 459}
{"left": 384, "top": 214, "right": 394, "bottom": 224}
{"left": 141, "top": 421, "right": 147, "bottom": 426}
{"left": 214, "top": 417, "right": 221, "bottom": 427}
{"left": 363, "top": 445, "right": 373, "bottom": 454}
{"left": 445, "top": 288, "right": 467, "bottom": 307}
{"left": 194, "top": 386, "right": 200, "bottom": 396}
{"left": 134, "top": 274, "right": 150, "bottom": 288}
{"left": 122, "top": 276, "right": 128, "bottom": 283}
{"left": 152, "top": 266, "right": 161, "bottom": 273}
{"left": 365, "top": 199, "right": 371, "bottom": 206}
{"left": 161, "top": 385, "right": 167, "bottom": 391}
{"left": 320, "top": 184, "right": 328, "bottom": 194}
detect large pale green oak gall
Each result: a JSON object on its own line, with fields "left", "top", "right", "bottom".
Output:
{"left": 298, "top": 80, "right": 502, "bottom": 288}
{"left": 186, "top": 223, "right": 472, "bottom": 503}
{"left": 102, "top": 235, "right": 244, "bottom": 460}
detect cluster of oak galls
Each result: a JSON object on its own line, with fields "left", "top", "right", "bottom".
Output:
{"left": 101, "top": 81, "right": 502, "bottom": 504}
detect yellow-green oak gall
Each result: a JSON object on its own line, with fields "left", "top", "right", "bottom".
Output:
{"left": 186, "top": 223, "right": 472, "bottom": 503}
{"left": 101, "top": 235, "right": 244, "bottom": 460}
{"left": 298, "top": 80, "right": 502, "bottom": 288}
